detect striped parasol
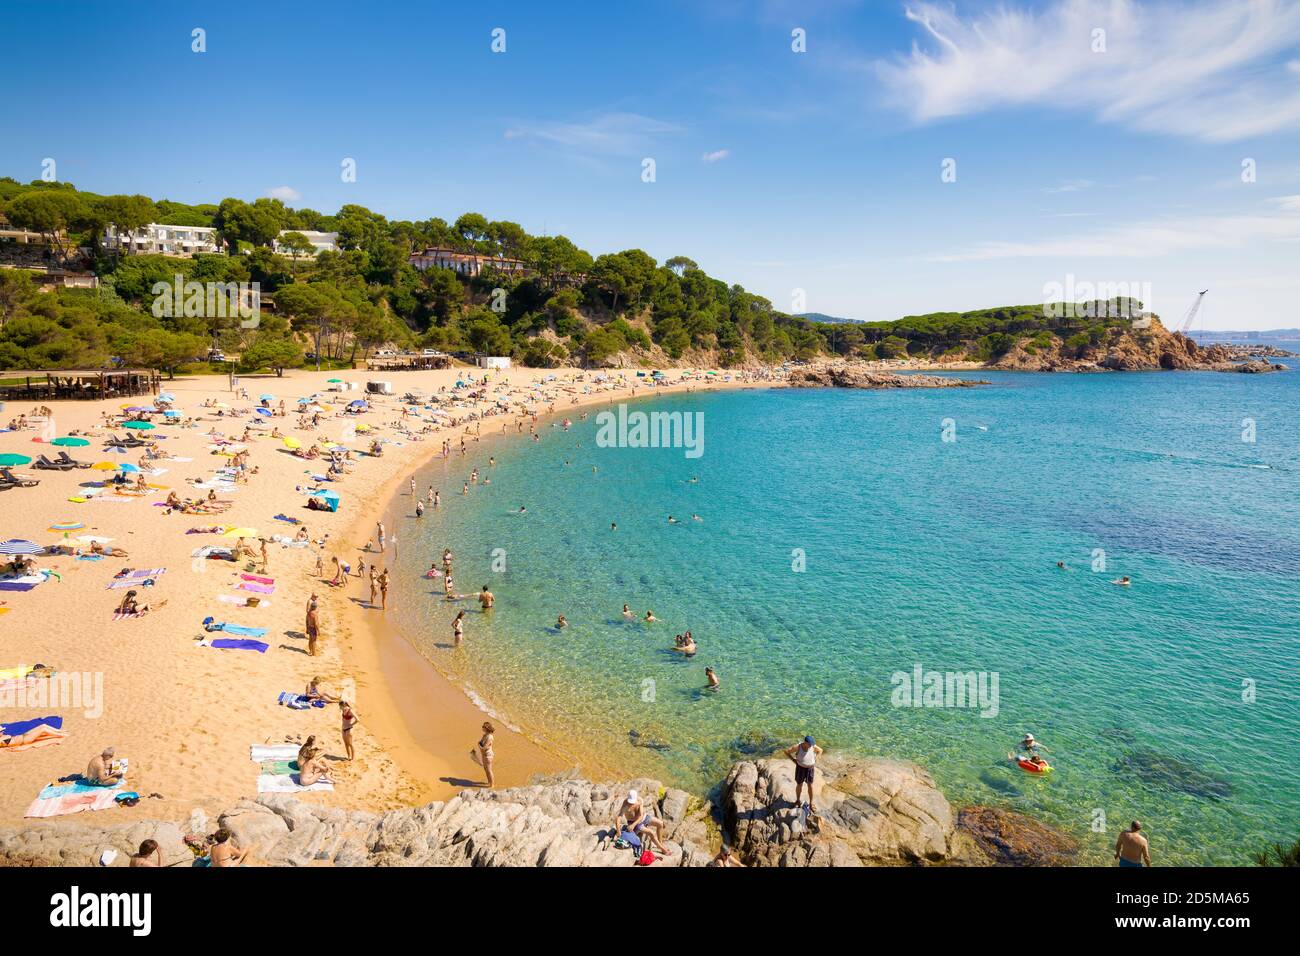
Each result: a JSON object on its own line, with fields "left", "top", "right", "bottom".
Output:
{"left": 0, "top": 539, "right": 43, "bottom": 555}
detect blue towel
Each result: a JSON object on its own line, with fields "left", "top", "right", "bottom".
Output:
{"left": 202, "top": 619, "right": 267, "bottom": 637}
{"left": 2, "top": 715, "right": 63, "bottom": 736}
{"left": 38, "top": 777, "right": 124, "bottom": 799}
{"left": 210, "top": 638, "right": 268, "bottom": 652}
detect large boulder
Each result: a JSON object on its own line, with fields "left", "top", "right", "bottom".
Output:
{"left": 721, "top": 755, "right": 986, "bottom": 866}
{"left": 957, "top": 806, "right": 1080, "bottom": 866}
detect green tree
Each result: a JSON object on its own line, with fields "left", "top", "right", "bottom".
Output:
{"left": 238, "top": 334, "right": 305, "bottom": 376}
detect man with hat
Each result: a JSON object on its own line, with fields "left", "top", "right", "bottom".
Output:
{"left": 785, "top": 735, "right": 823, "bottom": 813}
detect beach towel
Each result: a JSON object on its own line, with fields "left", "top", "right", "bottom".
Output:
{"left": 260, "top": 759, "right": 300, "bottom": 775}
{"left": 0, "top": 578, "right": 42, "bottom": 592}
{"left": 202, "top": 619, "right": 268, "bottom": 638}
{"left": 278, "top": 692, "right": 310, "bottom": 710}
{"left": 209, "top": 638, "right": 269, "bottom": 653}
{"left": 0, "top": 666, "right": 30, "bottom": 681}
{"left": 37, "top": 777, "right": 122, "bottom": 799}
{"left": 107, "top": 569, "right": 165, "bottom": 589}
{"left": 1, "top": 716, "right": 63, "bottom": 736}
{"left": 237, "top": 582, "right": 274, "bottom": 595}
{"left": 250, "top": 743, "right": 300, "bottom": 762}
{"left": 240, "top": 574, "right": 275, "bottom": 585}
{"left": 256, "top": 773, "right": 332, "bottom": 793}
{"left": 25, "top": 787, "right": 119, "bottom": 818}
{"left": 112, "top": 610, "right": 141, "bottom": 621}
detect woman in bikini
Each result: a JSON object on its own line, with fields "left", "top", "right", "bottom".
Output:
{"left": 339, "top": 701, "right": 358, "bottom": 760}
{"left": 476, "top": 721, "right": 496, "bottom": 788}
{"left": 0, "top": 723, "right": 66, "bottom": 748}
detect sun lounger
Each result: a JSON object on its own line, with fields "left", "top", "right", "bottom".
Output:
{"left": 33, "top": 454, "right": 76, "bottom": 471}
{"left": 0, "top": 468, "right": 38, "bottom": 487}
{"left": 57, "top": 451, "right": 90, "bottom": 468}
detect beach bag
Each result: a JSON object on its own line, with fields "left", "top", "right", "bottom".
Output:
{"left": 245, "top": 596, "right": 260, "bottom": 607}
{"left": 636, "top": 848, "right": 655, "bottom": 866}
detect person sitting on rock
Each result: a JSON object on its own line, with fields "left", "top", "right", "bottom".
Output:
{"left": 614, "top": 789, "right": 669, "bottom": 856}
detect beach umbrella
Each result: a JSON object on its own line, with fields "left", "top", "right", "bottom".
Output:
{"left": 255, "top": 407, "right": 272, "bottom": 416}
{"left": 355, "top": 424, "right": 370, "bottom": 432}
{"left": 327, "top": 378, "right": 343, "bottom": 383}
{"left": 0, "top": 453, "right": 33, "bottom": 466}
{"left": 163, "top": 409, "right": 180, "bottom": 418}
{"left": 282, "top": 437, "right": 302, "bottom": 449}
{"left": 297, "top": 397, "right": 311, "bottom": 404}
{"left": 0, "top": 539, "right": 43, "bottom": 555}
{"left": 48, "top": 521, "right": 86, "bottom": 539}
{"left": 122, "top": 421, "right": 154, "bottom": 430}
{"left": 117, "top": 462, "right": 141, "bottom": 473}
{"left": 260, "top": 393, "right": 275, "bottom": 401}
{"left": 348, "top": 399, "right": 366, "bottom": 407}
{"left": 222, "top": 527, "right": 257, "bottom": 539}
{"left": 89, "top": 461, "right": 118, "bottom": 471}
{"left": 158, "top": 393, "right": 176, "bottom": 402}
{"left": 51, "top": 436, "right": 91, "bottom": 447}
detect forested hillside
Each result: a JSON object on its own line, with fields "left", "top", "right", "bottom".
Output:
{"left": 0, "top": 176, "right": 1156, "bottom": 373}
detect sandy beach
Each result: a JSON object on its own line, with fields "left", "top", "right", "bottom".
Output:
{"left": 0, "top": 364, "right": 758, "bottom": 828}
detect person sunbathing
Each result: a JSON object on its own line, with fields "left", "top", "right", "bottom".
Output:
{"left": 305, "top": 678, "right": 336, "bottom": 703}
{"left": 297, "top": 735, "right": 319, "bottom": 768}
{"left": 0, "top": 723, "right": 66, "bottom": 748}
{"left": 165, "top": 491, "right": 183, "bottom": 508}
{"left": 90, "top": 541, "right": 129, "bottom": 558}
{"left": 298, "top": 752, "right": 333, "bottom": 787}
{"left": 129, "top": 840, "right": 161, "bottom": 867}
{"left": 117, "top": 590, "right": 164, "bottom": 616}
{"left": 85, "top": 747, "right": 124, "bottom": 785}
{"left": 294, "top": 526, "right": 310, "bottom": 543}
{"left": 209, "top": 828, "right": 254, "bottom": 867}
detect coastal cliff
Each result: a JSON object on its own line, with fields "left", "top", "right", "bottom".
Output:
{"left": 985, "top": 317, "right": 1286, "bottom": 373}
{"left": 0, "top": 754, "right": 1071, "bottom": 867}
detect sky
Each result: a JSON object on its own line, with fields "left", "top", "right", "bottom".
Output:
{"left": 2, "top": 0, "right": 1299, "bottom": 330}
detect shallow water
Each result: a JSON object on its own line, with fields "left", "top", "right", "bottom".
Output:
{"left": 388, "top": 372, "right": 1300, "bottom": 864}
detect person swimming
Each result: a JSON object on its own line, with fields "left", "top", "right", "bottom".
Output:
{"left": 622, "top": 604, "right": 633, "bottom": 619}
{"left": 556, "top": 614, "right": 568, "bottom": 629}
{"left": 644, "top": 610, "right": 657, "bottom": 623}
{"left": 1112, "top": 576, "right": 1132, "bottom": 586}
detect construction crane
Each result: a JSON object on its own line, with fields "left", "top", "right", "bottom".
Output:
{"left": 1177, "top": 290, "right": 1209, "bottom": 334}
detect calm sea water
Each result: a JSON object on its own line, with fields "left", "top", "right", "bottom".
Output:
{"left": 387, "top": 372, "right": 1300, "bottom": 865}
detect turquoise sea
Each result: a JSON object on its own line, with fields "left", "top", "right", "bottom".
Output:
{"left": 386, "top": 371, "right": 1300, "bottom": 865}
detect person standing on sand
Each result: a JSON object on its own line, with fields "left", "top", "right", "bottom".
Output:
{"left": 785, "top": 736, "right": 822, "bottom": 813}
{"left": 453, "top": 609, "right": 466, "bottom": 645}
{"left": 305, "top": 597, "right": 320, "bottom": 657}
{"left": 410, "top": 477, "right": 416, "bottom": 496}
{"left": 476, "top": 721, "right": 496, "bottom": 788}
{"left": 378, "top": 568, "right": 390, "bottom": 610}
{"left": 376, "top": 522, "right": 385, "bottom": 553}
{"left": 368, "top": 567, "right": 379, "bottom": 607}
{"left": 1115, "top": 821, "right": 1152, "bottom": 867}
{"left": 340, "top": 700, "right": 358, "bottom": 760}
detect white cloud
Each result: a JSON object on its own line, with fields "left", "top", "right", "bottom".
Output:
{"left": 701, "top": 149, "right": 731, "bottom": 163}
{"left": 877, "top": 0, "right": 1300, "bottom": 142}
{"left": 928, "top": 197, "right": 1300, "bottom": 261}
{"left": 1044, "top": 179, "right": 1094, "bottom": 194}
{"left": 504, "top": 112, "right": 682, "bottom": 155}
{"left": 267, "top": 186, "right": 301, "bottom": 202}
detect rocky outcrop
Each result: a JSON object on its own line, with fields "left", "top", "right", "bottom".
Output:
{"left": 722, "top": 756, "right": 987, "bottom": 866}
{"left": 957, "top": 806, "right": 1080, "bottom": 866}
{"left": 985, "top": 318, "right": 1285, "bottom": 373}
{"left": 0, "top": 776, "right": 712, "bottom": 868}
{"left": 0, "top": 756, "right": 1079, "bottom": 867}
{"left": 788, "top": 364, "right": 986, "bottom": 389}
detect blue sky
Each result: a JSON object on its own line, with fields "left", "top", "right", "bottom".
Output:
{"left": 3, "top": 0, "right": 1299, "bottom": 329}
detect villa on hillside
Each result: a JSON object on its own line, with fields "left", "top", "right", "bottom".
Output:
{"left": 409, "top": 246, "right": 530, "bottom": 277}
{"left": 274, "top": 229, "right": 339, "bottom": 257}
{"left": 104, "top": 223, "right": 221, "bottom": 256}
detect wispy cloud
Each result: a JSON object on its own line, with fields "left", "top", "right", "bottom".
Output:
{"left": 701, "top": 149, "right": 731, "bottom": 163}
{"left": 1044, "top": 179, "right": 1094, "bottom": 194}
{"left": 877, "top": 0, "right": 1300, "bottom": 142}
{"left": 267, "top": 185, "right": 300, "bottom": 202}
{"left": 504, "top": 112, "right": 682, "bottom": 156}
{"left": 928, "top": 196, "right": 1300, "bottom": 261}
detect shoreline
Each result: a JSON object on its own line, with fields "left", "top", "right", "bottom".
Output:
{"left": 335, "top": 377, "right": 766, "bottom": 800}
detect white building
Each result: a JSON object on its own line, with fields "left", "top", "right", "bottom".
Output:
{"left": 475, "top": 355, "right": 512, "bottom": 369}
{"left": 105, "top": 223, "right": 221, "bottom": 256}
{"left": 274, "top": 230, "right": 339, "bottom": 258}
